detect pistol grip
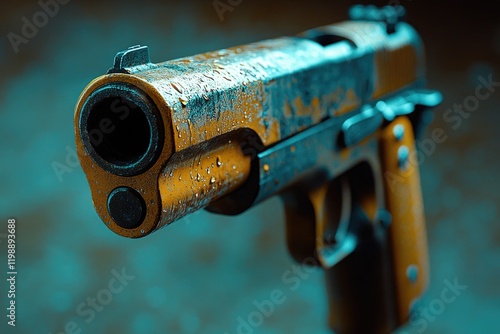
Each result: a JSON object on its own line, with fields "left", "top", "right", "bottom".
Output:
{"left": 380, "top": 116, "right": 430, "bottom": 323}
{"left": 283, "top": 168, "right": 399, "bottom": 333}
{"left": 282, "top": 116, "right": 429, "bottom": 332}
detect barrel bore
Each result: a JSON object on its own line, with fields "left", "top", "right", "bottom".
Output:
{"left": 86, "top": 96, "right": 151, "bottom": 166}
{"left": 79, "top": 84, "right": 163, "bottom": 176}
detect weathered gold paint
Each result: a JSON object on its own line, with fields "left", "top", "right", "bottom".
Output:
{"left": 157, "top": 138, "right": 252, "bottom": 229}
{"left": 171, "top": 76, "right": 280, "bottom": 151}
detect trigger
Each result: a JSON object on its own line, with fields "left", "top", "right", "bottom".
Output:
{"left": 316, "top": 176, "right": 357, "bottom": 268}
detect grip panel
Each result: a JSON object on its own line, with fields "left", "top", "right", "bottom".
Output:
{"left": 380, "top": 116, "right": 430, "bottom": 323}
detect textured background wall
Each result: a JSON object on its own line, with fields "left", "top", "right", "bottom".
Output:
{"left": 0, "top": 0, "right": 499, "bottom": 333}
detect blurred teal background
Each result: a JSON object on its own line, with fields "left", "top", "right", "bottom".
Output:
{"left": 0, "top": 0, "right": 499, "bottom": 333}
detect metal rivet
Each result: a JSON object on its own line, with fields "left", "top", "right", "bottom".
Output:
{"left": 397, "top": 145, "right": 410, "bottom": 170}
{"left": 406, "top": 265, "right": 419, "bottom": 283}
{"left": 393, "top": 124, "right": 405, "bottom": 141}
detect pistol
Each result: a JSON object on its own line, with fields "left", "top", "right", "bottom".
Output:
{"left": 74, "top": 5, "right": 442, "bottom": 333}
